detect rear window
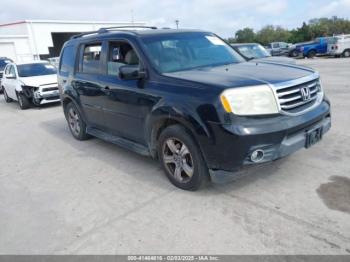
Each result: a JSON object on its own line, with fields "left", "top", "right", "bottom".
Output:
{"left": 60, "top": 45, "right": 75, "bottom": 73}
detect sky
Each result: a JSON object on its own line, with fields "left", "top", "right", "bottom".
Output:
{"left": 0, "top": 0, "right": 350, "bottom": 37}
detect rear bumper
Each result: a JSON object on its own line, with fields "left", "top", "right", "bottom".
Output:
{"left": 199, "top": 100, "right": 331, "bottom": 183}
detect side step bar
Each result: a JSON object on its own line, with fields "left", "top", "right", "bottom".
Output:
{"left": 86, "top": 127, "right": 151, "bottom": 157}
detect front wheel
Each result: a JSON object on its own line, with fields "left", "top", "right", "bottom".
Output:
{"left": 65, "top": 102, "right": 90, "bottom": 140}
{"left": 17, "top": 93, "right": 31, "bottom": 110}
{"left": 307, "top": 50, "right": 316, "bottom": 58}
{"left": 158, "top": 125, "right": 209, "bottom": 191}
{"left": 3, "top": 88, "right": 13, "bottom": 103}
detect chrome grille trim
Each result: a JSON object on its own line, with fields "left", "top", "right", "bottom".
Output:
{"left": 270, "top": 72, "right": 324, "bottom": 116}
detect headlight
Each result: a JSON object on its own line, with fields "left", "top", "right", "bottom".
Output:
{"left": 220, "top": 85, "right": 279, "bottom": 116}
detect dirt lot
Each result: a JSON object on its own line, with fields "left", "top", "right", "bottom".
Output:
{"left": 0, "top": 58, "right": 349, "bottom": 255}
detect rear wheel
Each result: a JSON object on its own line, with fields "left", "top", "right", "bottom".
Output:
{"left": 158, "top": 125, "right": 209, "bottom": 191}
{"left": 65, "top": 102, "right": 90, "bottom": 140}
{"left": 3, "top": 88, "right": 13, "bottom": 103}
{"left": 343, "top": 49, "right": 350, "bottom": 58}
{"left": 17, "top": 93, "right": 30, "bottom": 110}
{"left": 290, "top": 50, "right": 299, "bottom": 57}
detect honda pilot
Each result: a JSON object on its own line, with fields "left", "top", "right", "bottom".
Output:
{"left": 58, "top": 27, "right": 331, "bottom": 190}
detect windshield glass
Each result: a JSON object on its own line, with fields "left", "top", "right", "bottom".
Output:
{"left": 17, "top": 63, "right": 57, "bottom": 77}
{"left": 141, "top": 33, "right": 244, "bottom": 73}
{"left": 0, "top": 59, "right": 12, "bottom": 70}
{"left": 236, "top": 44, "right": 270, "bottom": 59}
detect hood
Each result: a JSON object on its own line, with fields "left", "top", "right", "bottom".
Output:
{"left": 164, "top": 62, "right": 314, "bottom": 89}
{"left": 19, "top": 74, "right": 57, "bottom": 87}
{"left": 254, "top": 56, "right": 296, "bottom": 65}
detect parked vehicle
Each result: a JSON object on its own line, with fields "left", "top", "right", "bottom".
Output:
{"left": 328, "top": 34, "right": 350, "bottom": 58}
{"left": 0, "top": 57, "right": 13, "bottom": 93}
{"left": 47, "top": 57, "right": 60, "bottom": 68}
{"left": 294, "top": 37, "right": 333, "bottom": 58}
{"left": 58, "top": 27, "right": 331, "bottom": 190}
{"left": 2, "top": 61, "right": 60, "bottom": 109}
{"left": 231, "top": 43, "right": 296, "bottom": 64}
{"left": 266, "top": 42, "right": 292, "bottom": 56}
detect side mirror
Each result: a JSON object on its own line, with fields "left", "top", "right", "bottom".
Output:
{"left": 119, "top": 65, "right": 146, "bottom": 80}
{"left": 7, "top": 73, "right": 16, "bottom": 79}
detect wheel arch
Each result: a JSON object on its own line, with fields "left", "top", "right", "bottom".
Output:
{"left": 145, "top": 107, "right": 213, "bottom": 159}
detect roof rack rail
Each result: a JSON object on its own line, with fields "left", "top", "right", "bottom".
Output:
{"left": 71, "top": 26, "right": 157, "bottom": 39}
{"left": 98, "top": 26, "right": 158, "bottom": 32}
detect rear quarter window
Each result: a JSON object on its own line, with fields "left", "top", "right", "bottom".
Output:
{"left": 59, "top": 45, "right": 76, "bottom": 74}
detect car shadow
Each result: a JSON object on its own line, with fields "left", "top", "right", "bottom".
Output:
{"left": 40, "top": 116, "right": 288, "bottom": 193}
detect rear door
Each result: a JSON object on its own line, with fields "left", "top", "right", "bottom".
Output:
{"left": 73, "top": 42, "right": 107, "bottom": 129}
{"left": 4, "top": 65, "right": 17, "bottom": 99}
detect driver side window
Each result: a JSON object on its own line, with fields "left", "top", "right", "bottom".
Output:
{"left": 107, "top": 41, "right": 140, "bottom": 77}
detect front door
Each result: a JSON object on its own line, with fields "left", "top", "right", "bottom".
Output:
{"left": 98, "top": 40, "right": 157, "bottom": 145}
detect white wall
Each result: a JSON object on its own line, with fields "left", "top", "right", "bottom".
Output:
{"left": 0, "top": 20, "right": 146, "bottom": 62}
{"left": 0, "top": 36, "right": 32, "bottom": 62}
{"left": 29, "top": 21, "right": 146, "bottom": 55}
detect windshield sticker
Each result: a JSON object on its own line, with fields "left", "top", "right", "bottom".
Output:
{"left": 205, "top": 36, "right": 226, "bottom": 45}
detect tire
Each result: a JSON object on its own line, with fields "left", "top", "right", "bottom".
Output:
{"left": 3, "top": 88, "right": 13, "bottom": 103}
{"left": 290, "top": 50, "right": 299, "bottom": 57}
{"left": 17, "top": 92, "right": 30, "bottom": 110}
{"left": 157, "top": 124, "right": 209, "bottom": 191}
{"left": 343, "top": 49, "right": 350, "bottom": 58}
{"left": 65, "top": 102, "right": 90, "bottom": 140}
{"left": 307, "top": 50, "right": 316, "bottom": 58}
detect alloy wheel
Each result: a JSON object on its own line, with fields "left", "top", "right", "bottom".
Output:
{"left": 162, "top": 138, "right": 194, "bottom": 183}
{"left": 68, "top": 107, "right": 81, "bottom": 136}
{"left": 344, "top": 51, "right": 350, "bottom": 57}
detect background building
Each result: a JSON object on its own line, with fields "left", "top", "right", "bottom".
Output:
{"left": 0, "top": 20, "right": 145, "bottom": 62}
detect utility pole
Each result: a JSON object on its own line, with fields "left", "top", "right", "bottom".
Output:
{"left": 175, "top": 19, "right": 179, "bottom": 29}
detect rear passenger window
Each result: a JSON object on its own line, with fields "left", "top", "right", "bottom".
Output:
{"left": 80, "top": 43, "right": 102, "bottom": 74}
{"left": 59, "top": 45, "right": 75, "bottom": 73}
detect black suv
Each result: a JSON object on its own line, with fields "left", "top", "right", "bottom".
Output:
{"left": 58, "top": 27, "right": 331, "bottom": 190}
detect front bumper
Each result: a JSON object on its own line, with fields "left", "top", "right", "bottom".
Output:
{"left": 201, "top": 100, "right": 331, "bottom": 183}
{"left": 33, "top": 89, "right": 60, "bottom": 104}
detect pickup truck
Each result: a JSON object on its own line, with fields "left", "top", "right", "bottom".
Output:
{"left": 328, "top": 34, "right": 350, "bottom": 58}
{"left": 294, "top": 37, "right": 332, "bottom": 58}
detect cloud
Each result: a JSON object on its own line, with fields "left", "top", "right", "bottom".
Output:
{"left": 0, "top": 0, "right": 348, "bottom": 37}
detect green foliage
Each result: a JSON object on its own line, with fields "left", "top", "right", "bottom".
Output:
{"left": 231, "top": 16, "right": 350, "bottom": 45}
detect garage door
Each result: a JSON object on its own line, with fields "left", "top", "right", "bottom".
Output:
{"left": 0, "top": 42, "right": 16, "bottom": 61}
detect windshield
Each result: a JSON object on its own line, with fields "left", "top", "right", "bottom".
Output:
{"left": 17, "top": 63, "right": 57, "bottom": 77}
{"left": 236, "top": 44, "right": 270, "bottom": 59}
{"left": 0, "top": 59, "right": 11, "bottom": 70}
{"left": 141, "top": 33, "right": 244, "bottom": 73}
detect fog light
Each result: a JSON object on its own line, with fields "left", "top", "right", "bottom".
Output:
{"left": 251, "top": 149, "right": 264, "bottom": 163}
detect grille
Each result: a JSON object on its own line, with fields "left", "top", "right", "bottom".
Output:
{"left": 0, "top": 72, "right": 3, "bottom": 78}
{"left": 42, "top": 87, "right": 58, "bottom": 92}
{"left": 276, "top": 79, "right": 320, "bottom": 114}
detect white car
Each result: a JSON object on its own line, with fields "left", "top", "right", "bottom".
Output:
{"left": 1, "top": 61, "right": 60, "bottom": 109}
{"left": 328, "top": 34, "right": 350, "bottom": 57}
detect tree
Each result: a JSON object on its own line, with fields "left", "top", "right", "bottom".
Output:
{"left": 234, "top": 28, "right": 256, "bottom": 43}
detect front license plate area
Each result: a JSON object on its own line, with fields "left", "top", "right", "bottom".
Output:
{"left": 305, "top": 127, "right": 323, "bottom": 148}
